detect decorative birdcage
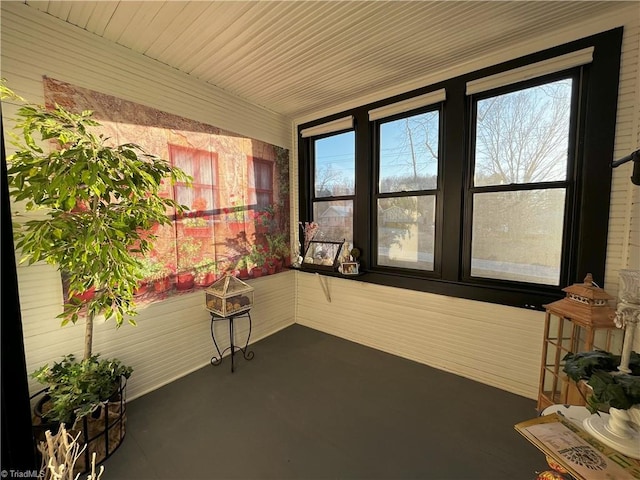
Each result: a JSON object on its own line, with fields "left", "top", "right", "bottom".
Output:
{"left": 205, "top": 274, "right": 254, "bottom": 317}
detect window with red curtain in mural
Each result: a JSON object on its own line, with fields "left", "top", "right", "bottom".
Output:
{"left": 169, "top": 145, "right": 219, "bottom": 288}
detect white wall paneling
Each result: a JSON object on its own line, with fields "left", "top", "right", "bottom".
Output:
{"left": 295, "top": 272, "right": 544, "bottom": 399}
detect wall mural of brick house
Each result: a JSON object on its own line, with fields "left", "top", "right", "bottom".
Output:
{"left": 44, "top": 77, "right": 291, "bottom": 307}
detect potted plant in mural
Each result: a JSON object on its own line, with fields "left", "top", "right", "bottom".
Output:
{"left": 147, "top": 262, "right": 174, "bottom": 293}
{"left": 236, "top": 257, "right": 250, "bottom": 280}
{"left": 2, "top": 83, "right": 191, "bottom": 468}
{"left": 194, "top": 259, "right": 218, "bottom": 287}
{"left": 132, "top": 257, "right": 159, "bottom": 296}
{"left": 176, "top": 238, "right": 202, "bottom": 291}
{"left": 251, "top": 208, "right": 274, "bottom": 235}
{"left": 183, "top": 197, "right": 211, "bottom": 237}
{"left": 249, "top": 244, "right": 267, "bottom": 278}
{"left": 224, "top": 195, "right": 246, "bottom": 235}
{"left": 267, "top": 233, "right": 290, "bottom": 271}
{"left": 266, "top": 257, "right": 277, "bottom": 275}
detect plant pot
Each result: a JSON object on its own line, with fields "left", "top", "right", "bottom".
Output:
{"left": 251, "top": 267, "right": 263, "bottom": 278}
{"left": 134, "top": 282, "right": 149, "bottom": 296}
{"left": 153, "top": 277, "right": 171, "bottom": 293}
{"left": 267, "top": 264, "right": 277, "bottom": 275}
{"left": 237, "top": 268, "right": 250, "bottom": 280}
{"left": 228, "top": 222, "right": 245, "bottom": 235}
{"left": 176, "top": 272, "right": 195, "bottom": 290}
{"left": 195, "top": 272, "right": 216, "bottom": 287}
{"left": 31, "top": 378, "right": 128, "bottom": 476}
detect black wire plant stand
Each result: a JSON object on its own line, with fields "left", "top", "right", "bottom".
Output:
{"left": 30, "top": 376, "right": 128, "bottom": 474}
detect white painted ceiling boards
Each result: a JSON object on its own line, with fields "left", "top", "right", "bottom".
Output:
{"left": 23, "top": 1, "right": 635, "bottom": 121}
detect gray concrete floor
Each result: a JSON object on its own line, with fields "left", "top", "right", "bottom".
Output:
{"left": 103, "top": 324, "right": 545, "bottom": 479}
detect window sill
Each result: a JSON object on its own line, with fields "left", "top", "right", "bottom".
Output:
{"left": 293, "top": 266, "right": 560, "bottom": 311}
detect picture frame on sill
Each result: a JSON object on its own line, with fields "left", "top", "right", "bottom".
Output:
{"left": 301, "top": 240, "right": 344, "bottom": 272}
{"left": 340, "top": 262, "right": 359, "bottom": 275}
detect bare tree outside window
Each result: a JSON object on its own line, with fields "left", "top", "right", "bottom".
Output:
{"left": 313, "top": 131, "right": 355, "bottom": 243}
{"left": 380, "top": 111, "right": 439, "bottom": 193}
{"left": 474, "top": 80, "right": 571, "bottom": 186}
{"left": 471, "top": 78, "right": 573, "bottom": 285}
{"left": 314, "top": 131, "right": 355, "bottom": 197}
{"left": 377, "top": 110, "right": 439, "bottom": 271}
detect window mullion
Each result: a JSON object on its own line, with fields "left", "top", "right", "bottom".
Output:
{"left": 441, "top": 79, "right": 467, "bottom": 281}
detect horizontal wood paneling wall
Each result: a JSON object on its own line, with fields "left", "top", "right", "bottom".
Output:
{"left": 1, "top": 3, "right": 295, "bottom": 401}
{"left": 295, "top": 272, "right": 544, "bottom": 399}
{"left": 604, "top": 19, "right": 640, "bottom": 355}
{"left": 296, "top": 17, "right": 640, "bottom": 400}
{"left": 605, "top": 19, "right": 640, "bottom": 296}
{"left": 18, "top": 264, "right": 295, "bottom": 401}
{"left": 294, "top": 270, "right": 628, "bottom": 400}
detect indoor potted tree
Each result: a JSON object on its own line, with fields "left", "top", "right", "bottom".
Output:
{"left": 3, "top": 84, "right": 191, "bottom": 467}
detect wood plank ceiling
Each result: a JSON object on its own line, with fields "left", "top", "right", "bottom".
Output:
{"left": 24, "top": 1, "right": 631, "bottom": 121}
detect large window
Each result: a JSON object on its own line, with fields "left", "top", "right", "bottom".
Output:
{"left": 311, "top": 130, "right": 355, "bottom": 243}
{"left": 298, "top": 28, "right": 622, "bottom": 309}
{"left": 376, "top": 109, "right": 440, "bottom": 271}
{"left": 468, "top": 77, "right": 574, "bottom": 286}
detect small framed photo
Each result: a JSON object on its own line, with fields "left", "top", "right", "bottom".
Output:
{"left": 341, "top": 261, "right": 359, "bottom": 275}
{"left": 301, "top": 240, "right": 344, "bottom": 272}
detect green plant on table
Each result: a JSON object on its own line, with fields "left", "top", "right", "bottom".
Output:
{"left": 563, "top": 350, "right": 640, "bottom": 413}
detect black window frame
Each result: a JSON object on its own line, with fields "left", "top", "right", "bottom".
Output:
{"left": 309, "top": 128, "right": 357, "bottom": 243}
{"left": 298, "top": 28, "right": 623, "bottom": 310}
{"left": 372, "top": 103, "right": 444, "bottom": 278}
{"left": 462, "top": 70, "right": 581, "bottom": 289}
